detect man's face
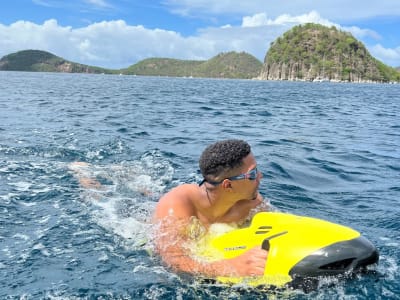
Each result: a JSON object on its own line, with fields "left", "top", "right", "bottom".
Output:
{"left": 229, "top": 153, "right": 261, "bottom": 201}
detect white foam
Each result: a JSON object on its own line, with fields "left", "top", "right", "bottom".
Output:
{"left": 19, "top": 201, "right": 37, "bottom": 207}
{"left": 93, "top": 201, "right": 151, "bottom": 245}
{"left": 2, "top": 246, "right": 12, "bottom": 258}
{"left": 86, "top": 150, "right": 104, "bottom": 160}
{"left": 382, "top": 256, "right": 399, "bottom": 280}
{"left": 0, "top": 193, "right": 13, "bottom": 204}
{"left": 385, "top": 242, "right": 399, "bottom": 247}
{"left": 72, "top": 229, "right": 99, "bottom": 236}
{"left": 37, "top": 215, "right": 51, "bottom": 224}
{"left": 31, "top": 185, "right": 52, "bottom": 194}
{"left": 98, "top": 254, "right": 109, "bottom": 262}
{"left": 32, "top": 243, "right": 51, "bottom": 256}
{"left": 71, "top": 152, "right": 174, "bottom": 251}
{"left": 379, "top": 236, "right": 399, "bottom": 247}
{"left": 13, "top": 233, "right": 30, "bottom": 241}
{"left": 51, "top": 246, "right": 74, "bottom": 255}
{"left": 9, "top": 181, "right": 32, "bottom": 191}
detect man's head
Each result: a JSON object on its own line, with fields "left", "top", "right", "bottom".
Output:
{"left": 199, "top": 139, "right": 251, "bottom": 184}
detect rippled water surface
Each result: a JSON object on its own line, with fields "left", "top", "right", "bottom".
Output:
{"left": 1, "top": 72, "right": 399, "bottom": 299}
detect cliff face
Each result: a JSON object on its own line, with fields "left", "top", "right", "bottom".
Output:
{"left": 259, "top": 23, "right": 400, "bottom": 83}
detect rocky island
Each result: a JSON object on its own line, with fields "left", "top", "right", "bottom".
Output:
{"left": 259, "top": 23, "right": 400, "bottom": 83}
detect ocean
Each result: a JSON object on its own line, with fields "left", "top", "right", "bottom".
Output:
{"left": 0, "top": 71, "right": 399, "bottom": 299}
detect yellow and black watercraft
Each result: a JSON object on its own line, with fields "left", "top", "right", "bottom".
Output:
{"left": 196, "top": 212, "right": 379, "bottom": 288}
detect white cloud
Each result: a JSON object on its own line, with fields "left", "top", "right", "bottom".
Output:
{"left": 32, "top": 0, "right": 56, "bottom": 7}
{"left": 240, "top": 10, "right": 381, "bottom": 42}
{"left": 1, "top": 18, "right": 280, "bottom": 68}
{"left": 241, "top": 11, "right": 336, "bottom": 27}
{"left": 342, "top": 26, "right": 381, "bottom": 41}
{"left": 241, "top": 13, "right": 268, "bottom": 27}
{"left": 0, "top": 19, "right": 194, "bottom": 68}
{"left": 84, "top": 0, "right": 111, "bottom": 8}
{"left": 32, "top": 0, "right": 113, "bottom": 11}
{"left": 370, "top": 44, "right": 400, "bottom": 67}
{"left": 164, "top": 0, "right": 400, "bottom": 22}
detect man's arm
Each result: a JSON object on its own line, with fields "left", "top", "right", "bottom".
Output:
{"left": 153, "top": 186, "right": 268, "bottom": 277}
{"left": 153, "top": 215, "right": 267, "bottom": 277}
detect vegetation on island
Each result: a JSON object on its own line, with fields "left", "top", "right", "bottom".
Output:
{"left": 1, "top": 23, "right": 399, "bottom": 83}
{"left": 0, "top": 50, "right": 262, "bottom": 79}
{"left": 0, "top": 50, "right": 112, "bottom": 74}
{"left": 122, "top": 58, "right": 203, "bottom": 77}
{"left": 122, "top": 52, "right": 263, "bottom": 79}
{"left": 259, "top": 23, "right": 400, "bottom": 82}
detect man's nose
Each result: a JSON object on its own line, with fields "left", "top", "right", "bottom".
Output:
{"left": 256, "top": 170, "right": 263, "bottom": 181}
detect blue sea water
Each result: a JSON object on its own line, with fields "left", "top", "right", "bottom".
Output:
{"left": 0, "top": 71, "right": 399, "bottom": 299}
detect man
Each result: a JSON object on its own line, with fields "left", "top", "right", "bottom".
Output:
{"left": 153, "top": 139, "right": 270, "bottom": 277}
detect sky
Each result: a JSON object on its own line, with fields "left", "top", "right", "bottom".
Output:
{"left": 1, "top": 0, "right": 400, "bottom": 69}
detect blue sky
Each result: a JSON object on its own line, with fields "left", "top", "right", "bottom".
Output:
{"left": 1, "top": 0, "right": 400, "bottom": 68}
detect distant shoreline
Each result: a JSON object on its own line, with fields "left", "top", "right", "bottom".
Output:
{"left": 1, "top": 69, "right": 398, "bottom": 85}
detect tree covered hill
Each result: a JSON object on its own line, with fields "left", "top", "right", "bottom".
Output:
{"left": 122, "top": 51, "right": 263, "bottom": 79}
{"left": 0, "top": 50, "right": 262, "bottom": 79}
{"left": 0, "top": 50, "right": 112, "bottom": 74}
{"left": 259, "top": 23, "right": 400, "bottom": 83}
{"left": 121, "top": 57, "right": 203, "bottom": 77}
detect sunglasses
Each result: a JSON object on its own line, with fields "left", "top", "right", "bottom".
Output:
{"left": 199, "top": 167, "right": 259, "bottom": 186}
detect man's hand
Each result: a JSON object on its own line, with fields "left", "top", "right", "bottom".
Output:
{"left": 228, "top": 247, "right": 268, "bottom": 276}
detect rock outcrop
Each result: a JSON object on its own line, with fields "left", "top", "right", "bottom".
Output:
{"left": 259, "top": 23, "right": 400, "bottom": 83}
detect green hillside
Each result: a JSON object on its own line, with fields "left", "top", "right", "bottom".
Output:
{"left": 122, "top": 57, "right": 203, "bottom": 77}
{"left": 194, "top": 52, "right": 263, "bottom": 79}
{"left": 0, "top": 50, "right": 113, "bottom": 74}
{"left": 122, "top": 52, "right": 263, "bottom": 79}
{"left": 0, "top": 50, "right": 261, "bottom": 79}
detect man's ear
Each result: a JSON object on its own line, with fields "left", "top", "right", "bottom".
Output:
{"left": 222, "top": 179, "right": 232, "bottom": 190}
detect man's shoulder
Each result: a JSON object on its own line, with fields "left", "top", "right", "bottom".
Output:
{"left": 155, "top": 183, "right": 199, "bottom": 220}
{"left": 162, "top": 183, "right": 199, "bottom": 199}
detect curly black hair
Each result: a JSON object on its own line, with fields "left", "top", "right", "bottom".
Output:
{"left": 199, "top": 139, "right": 251, "bottom": 182}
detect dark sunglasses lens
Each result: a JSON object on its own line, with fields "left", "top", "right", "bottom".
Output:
{"left": 249, "top": 168, "right": 258, "bottom": 180}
